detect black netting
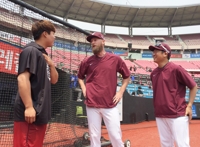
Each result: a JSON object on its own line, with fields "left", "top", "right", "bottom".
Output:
{"left": 0, "top": 0, "right": 91, "bottom": 146}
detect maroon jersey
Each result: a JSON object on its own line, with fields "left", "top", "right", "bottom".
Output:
{"left": 78, "top": 53, "right": 130, "bottom": 108}
{"left": 150, "top": 62, "right": 196, "bottom": 118}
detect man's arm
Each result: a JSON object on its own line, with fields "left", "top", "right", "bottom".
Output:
{"left": 113, "top": 77, "right": 130, "bottom": 104}
{"left": 78, "top": 78, "right": 86, "bottom": 98}
{"left": 118, "top": 77, "right": 130, "bottom": 94}
{"left": 17, "top": 71, "right": 36, "bottom": 123}
{"left": 185, "top": 84, "right": 197, "bottom": 120}
{"left": 50, "top": 65, "right": 58, "bottom": 84}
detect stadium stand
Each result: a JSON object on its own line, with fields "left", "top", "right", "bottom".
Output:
{"left": 172, "top": 61, "right": 199, "bottom": 69}
{"left": 104, "top": 34, "right": 126, "bottom": 48}
{"left": 191, "top": 61, "right": 200, "bottom": 68}
{"left": 134, "top": 60, "right": 157, "bottom": 69}
{"left": 123, "top": 60, "right": 135, "bottom": 68}
{"left": 120, "top": 35, "right": 152, "bottom": 48}
{"left": 150, "top": 36, "right": 182, "bottom": 49}
{"left": 180, "top": 34, "right": 200, "bottom": 49}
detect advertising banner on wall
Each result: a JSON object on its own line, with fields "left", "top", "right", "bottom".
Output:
{"left": 113, "top": 50, "right": 128, "bottom": 56}
{"left": 0, "top": 41, "right": 21, "bottom": 75}
{"left": 143, "top": 53, "right": 183, "bottom": 58}
{"left": 170, "top": 54, "right": 182, "bottom": 58}
{"left": 182, "top": 54, "right": 191, "bottom": 58}
{"left": 191, "top": 54, "right": 200, "bottom": 58}
{"left": 192, "top": 105, "right": 197, "bottom": 118}
{"left": 142, "top": 53, "right": 153, "bottom": 58}
{"left": 106, "top": 49, "right": 128, "bottom": 56}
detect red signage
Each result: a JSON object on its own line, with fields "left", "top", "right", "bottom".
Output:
{"left": 171, "top": 54, "right": 182, "bottom": 58}
{"left": 0, "top": 42, "right": 22, "bottom": 75}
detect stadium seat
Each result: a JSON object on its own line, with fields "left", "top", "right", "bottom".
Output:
{"left": 75, "top": 106, "right": 88, "bottom": 127}
{"left": 143, "top": 92, "right": 149, "bottom": 96}
{"left": 144, "top": 95, "right": 153, "bottom": 98}
{"left": 148, "top": 91, "right": 153, "bottom": 96}
{"left": 140, "top": 86, "right": 149, "bottom": 89}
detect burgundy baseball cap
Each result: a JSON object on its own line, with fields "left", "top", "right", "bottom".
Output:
{"left": 149, "top": 43, "right": 171, "bottom": 57}
{"left": 86, "top": 32, "right": 105, "bottom": 42}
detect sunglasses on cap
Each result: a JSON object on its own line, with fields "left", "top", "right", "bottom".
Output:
{"left": 155, "top": 42, "right": 170, "bottom": 53}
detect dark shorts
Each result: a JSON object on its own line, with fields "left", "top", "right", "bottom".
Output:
{"left": 13, "top": 121, "right": 47, "bottom": 147}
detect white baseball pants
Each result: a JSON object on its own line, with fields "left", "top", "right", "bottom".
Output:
{"left": 156, "top": 116, "right": 190, "bottom": 147}
{"left": 86, "top": 106, "right": 124, "bottom": 147}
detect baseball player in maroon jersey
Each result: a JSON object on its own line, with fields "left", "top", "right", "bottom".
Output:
{"left": 78, "top": 32, "right": 130, "bottom": 147}
{"left": 149, "top": 42, "right": 197, "bottom": 147}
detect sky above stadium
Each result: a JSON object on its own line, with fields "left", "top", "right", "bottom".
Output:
{"left": 68, "top": 20, "right": 200, "bottom": 36}
{"left": 94, "top": 0, "right": 200, "bottom": 7}
{"left": 68, "top": 0, "right": 200, "bottom": 35}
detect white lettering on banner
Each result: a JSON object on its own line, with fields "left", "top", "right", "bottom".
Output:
{"left": 0, "top": 47, "right": 20, "bottom": 74}
{"left": 5, "top": 50, "right": 13, "bottom": 70}
{"left": 0, "top": 49, "right": 15, "bottom": 71}
{"left": 14, "top": 53, "right": 19, "bottom": 73}
{"left": 0, "top": 49, "right": 5, "bottom": 64}
{"left": 182, "top": 54, "right": 190, "bottom": 58}
{"left": 0, "top": 30, "right": 31, "bottom": 46}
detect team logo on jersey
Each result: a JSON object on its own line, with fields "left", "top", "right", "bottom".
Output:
{"left": 46, "top": 65, "right": 51, "bottom": 81}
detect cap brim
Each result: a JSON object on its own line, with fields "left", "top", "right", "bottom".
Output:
{"left": 86, "top": 35, "right": 94, "bottom": 42}
{"left": 149, "top": 45, "right": 163, "bottom": 51}
{"left": 86, "top": 35, "right": 100, "bottom": 42}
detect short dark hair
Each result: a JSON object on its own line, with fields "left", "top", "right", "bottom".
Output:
{"left": 31, "top": 20, "right": 55, "bottom": 40}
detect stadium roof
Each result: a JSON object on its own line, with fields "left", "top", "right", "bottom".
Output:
{"left": 20, "top": 0, "right": 200, "bottom": 28}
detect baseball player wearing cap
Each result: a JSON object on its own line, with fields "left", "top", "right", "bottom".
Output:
{"left": 149, "top": 42, "right": 197, "bottom": 147}
{"left": 78, "top": 32, "right": 130, "bottom": 147}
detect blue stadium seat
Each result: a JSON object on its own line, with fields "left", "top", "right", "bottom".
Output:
{"left": 127, "top": 84, "right": 136, "bottom": 88}
{"left": 144, "top": 95, "right": 153, "bottom": 98}
{"left": 149, "top": 91, "right": 153, "bottom": 96}
{"left": 146, "top": 89, "right": 153, "bottom": 93}
{"left": 194, "top": 96, "right": 200, "bottom": 102}
{"left": 185, "top": 96, "right": 189, "bottom": 102}
{"left": 185, "top": 95, "right": 189, "bottom": 99}
{"left": 127, "top": 87, "right": 136, "bottom": 91}
{"left": 143, "top": 92, "right": 149, "bottom": 96}
{"left": 118, "top": 83, "right": 122, "bottom": 86}
{"left": 140, "top": 86, "right": 149, "bottom": 89}
{"left": 196, "top": 93, "right": 200, "bottom": 97}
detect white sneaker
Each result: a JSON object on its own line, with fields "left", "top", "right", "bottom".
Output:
{"left": 77, "top": 99, "right": 82, "bottom": 102}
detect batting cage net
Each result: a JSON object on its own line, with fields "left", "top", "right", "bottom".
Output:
{"left": 0, "top": 0, "right": 92, "bottom": 146}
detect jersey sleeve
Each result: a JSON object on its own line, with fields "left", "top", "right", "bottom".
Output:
{"left": 176, "top": 65, "right": 196, "bottom": 89}
{"left": 117, "top": 57, "right": 130, "bottom": 79}
{"left": 78, "top": 60, "right": 87, "bottom": 79}
{"left": 18, "top": 48, "right": 39, "bottom": 75}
